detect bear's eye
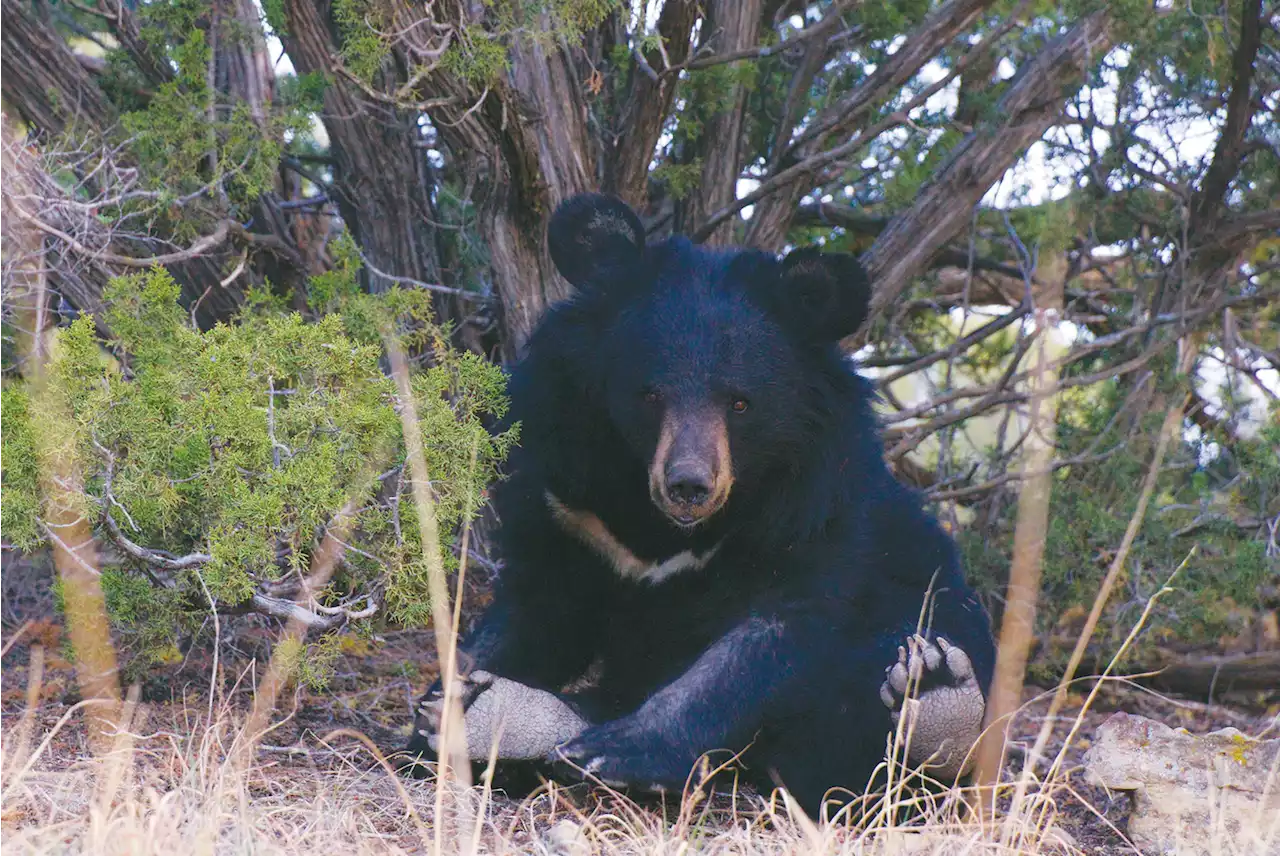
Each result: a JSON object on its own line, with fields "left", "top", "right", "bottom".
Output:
{"left": 731, "top": 398, "right": 750, "bottom": 414}
{"left": 643, "top": 388, "right": 662, "bottom": 405}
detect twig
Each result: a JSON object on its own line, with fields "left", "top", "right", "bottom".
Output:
{"left": 877, "top": 296, "right": 1033, "bottom": 386}
{"left": 670, "top": 3, "right": 860, "bottom": 75}
{"left": 250, "top": 593, "right": 349, "bottom": 630}
{"left": 356, "top": 247, "right": 490, "bottom": 301}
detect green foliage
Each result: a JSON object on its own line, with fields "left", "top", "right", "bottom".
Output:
{"left": 387, "top": 343, "right": 519, "bottom": 626}
{"left": 961, "top": 387, "right": 1280, "bottom": 668}
{"left": 485, "top": 0, "right": 619, "bottom": 39}
{"left": 677, "top": 63, "right": 760, "bottom": 144}
{"left": 100, "top": 569, "right": 186, "bottom": 672}
{"left": 333, "top": 0, "right": 390, "bottom": 82}
{"left": 261, "top": 0, "right": 288, "bottom": 36}
{"left": 439, "top": 1, "right": 620, "bottom": 85}
{"left": 278, "top": 71, "right": 329, "bottom": 114}
{"left": 859, "top": 0, "right": 933, "bottom": 43}
{"left": 0, "top": 386, "right": 41, "bottom": 550}
{"left": 441, "top": 26, "right": 512, "bottom": 85}
{"left": 302, "top": 233, "right": 438, "bottom": 348}
{"left": 85, "top": 0, "right": 314, "bottom": 233}
{"left": 274, "top": 633, "right": 344, "bottom": 690}
{"left": 2, "top": 265, "right": 516, "bottom": 665}
{"left": 650, "top": 162, "right": 703, "bottom": 201}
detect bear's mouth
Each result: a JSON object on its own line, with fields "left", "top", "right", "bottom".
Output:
{"left": 656, "top": 500, "right": 725, "bottom": 530}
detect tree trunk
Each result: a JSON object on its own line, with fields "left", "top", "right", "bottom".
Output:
{"left": 377, "top": 2, "right": 605, "bottom": 357}
{"left": 281, "top": 0, "right": 444, "bottom": 299}
{"left": 0, "top": 0, "right": 114, "bottom": 137}
{"left": 672, "top": 0, "right": 763, "bottom": 245}
{"left": 1144, "top": 651, "right": 1280, "bottom": 698}
{"left": 214, "top": 0, "right": 276, "bottom": 127}
{"left": 858, "top": 9, "right": 1112, "bottom": 334}
{"left": 606, "top": 0, "right": 698, "bottom": 208}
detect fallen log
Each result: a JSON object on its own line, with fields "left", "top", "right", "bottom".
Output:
{"left": 1141, "top": 650, "right": 1280, "bottom": 698}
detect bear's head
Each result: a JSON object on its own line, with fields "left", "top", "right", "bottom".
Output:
{"left": 548, "top": 193, "right": 872, "bottom": 531}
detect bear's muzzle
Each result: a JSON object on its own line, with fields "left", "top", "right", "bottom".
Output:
{"left": 648, "top": 407, "right": 733, "bottom": 528}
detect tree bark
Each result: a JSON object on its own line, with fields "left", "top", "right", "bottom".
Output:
{"left": 214, "top": 0, "right": 276, "bottom": 128}
{"left": 380, "top": 2, "right": 605, "bottom": 356}
{"left": 1143, "top": 651, "right": 1280, "bottom": 697}
{"left": 1188, "top": 0, "right": 1262, "bottom": 238}
{"left": 0, "top": 0, "right": 114, "bottom": 137}
{"left": 607, "top": 0, "right": 698, "bottom": 208}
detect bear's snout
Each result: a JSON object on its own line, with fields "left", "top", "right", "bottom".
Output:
{"left": 649, "top": 408, "right": 733, "bottom": 527}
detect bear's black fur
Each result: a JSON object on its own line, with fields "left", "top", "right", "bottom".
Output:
{"left": 408, "top": 193, "right": 995, "bottom": 814}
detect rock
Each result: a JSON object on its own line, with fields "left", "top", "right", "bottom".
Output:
{"left": 1082, "top": 711, "right": 1280, "bottom": 856}
{"left": 544, "top": 819, "right": 591, "bottom": 856}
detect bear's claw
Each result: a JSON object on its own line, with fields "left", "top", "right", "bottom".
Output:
{"left": 414, "top": 669, "right": 495, "bottom": 739}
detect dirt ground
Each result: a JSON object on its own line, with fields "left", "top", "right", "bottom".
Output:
{"left": 2, "top": 551, "right": 1276, "bottom": 854}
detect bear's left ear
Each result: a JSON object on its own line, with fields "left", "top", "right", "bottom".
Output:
{"left": 766, "top": 247, "right": 872, "bottom": 342}
{"left": 548, "top": 193, "right": 646, "bottom": 289}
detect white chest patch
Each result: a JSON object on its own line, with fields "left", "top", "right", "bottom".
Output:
{"left": 545, "top": 492, "right": 721, "bottom": 584}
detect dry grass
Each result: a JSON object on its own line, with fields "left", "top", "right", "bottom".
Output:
{"left": 3, "top": 659, "right": 1274, "bottom": 856}
{"left": 0, "top": 703, "right": 1046, "bottom": 855}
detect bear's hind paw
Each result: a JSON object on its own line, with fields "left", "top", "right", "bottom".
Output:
{"left": 879, "top": 634, "right": 984, "bottom": 780}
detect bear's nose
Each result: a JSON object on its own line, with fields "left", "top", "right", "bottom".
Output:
{"left": 665, "top": 464, "right": 712, "bottom": 506}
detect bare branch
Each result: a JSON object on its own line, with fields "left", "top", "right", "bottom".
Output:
{"left": 789, "top": 0, "right": 998, "bottom": 154}
{"left": 874, "top": 296, "right": 1033, "bottom": 385}
{"left": 743, "top": 0, "right": 1010, "bottom": 248}
{"left": 858, "top": 10, "right": 1112, "bottom": 332}
{"left": 673, "top": 1, "right": 858, "bottom": 75}
{"left": 13, "top": 209, "right": 235, "bottom": 268}
{"left": 251, "top": 593, "right": 349, "bottom": 630}
{"left": 100, "top": 512, "right": 213, "bottom": 572}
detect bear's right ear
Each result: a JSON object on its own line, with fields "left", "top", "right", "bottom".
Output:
{"left": 548, "top": 193, "right": 646, "bottom": 289}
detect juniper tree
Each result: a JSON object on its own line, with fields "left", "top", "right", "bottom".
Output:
{"left": 2, "top": 0, "right": 1277, "bottom": 686}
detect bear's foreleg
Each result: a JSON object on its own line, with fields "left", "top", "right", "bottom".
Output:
{"left": 547, "top": 620, "right": 991, "bottom": 810}
{"left": 548, "top": 616, "right": 792, "bottom": 793}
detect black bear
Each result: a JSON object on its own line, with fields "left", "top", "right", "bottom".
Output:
{"left": 405, "top": 193, "right": 995, "bottom": 815}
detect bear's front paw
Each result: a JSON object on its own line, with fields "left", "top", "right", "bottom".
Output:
{"left": 879, "top": 634, "right": 985, "bottom": 780}
{"left": 414, "top": 671, "right": 589, "bottom": 763}
{"left": 550, "top": 725, "right": 698, "bottom": 794}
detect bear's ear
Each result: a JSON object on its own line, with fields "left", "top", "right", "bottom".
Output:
{"left": 548, "top": 193, "right": 646, "bottom": 289}
{"left": 769, "top": 247, "right": 872, "bottom": 342}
